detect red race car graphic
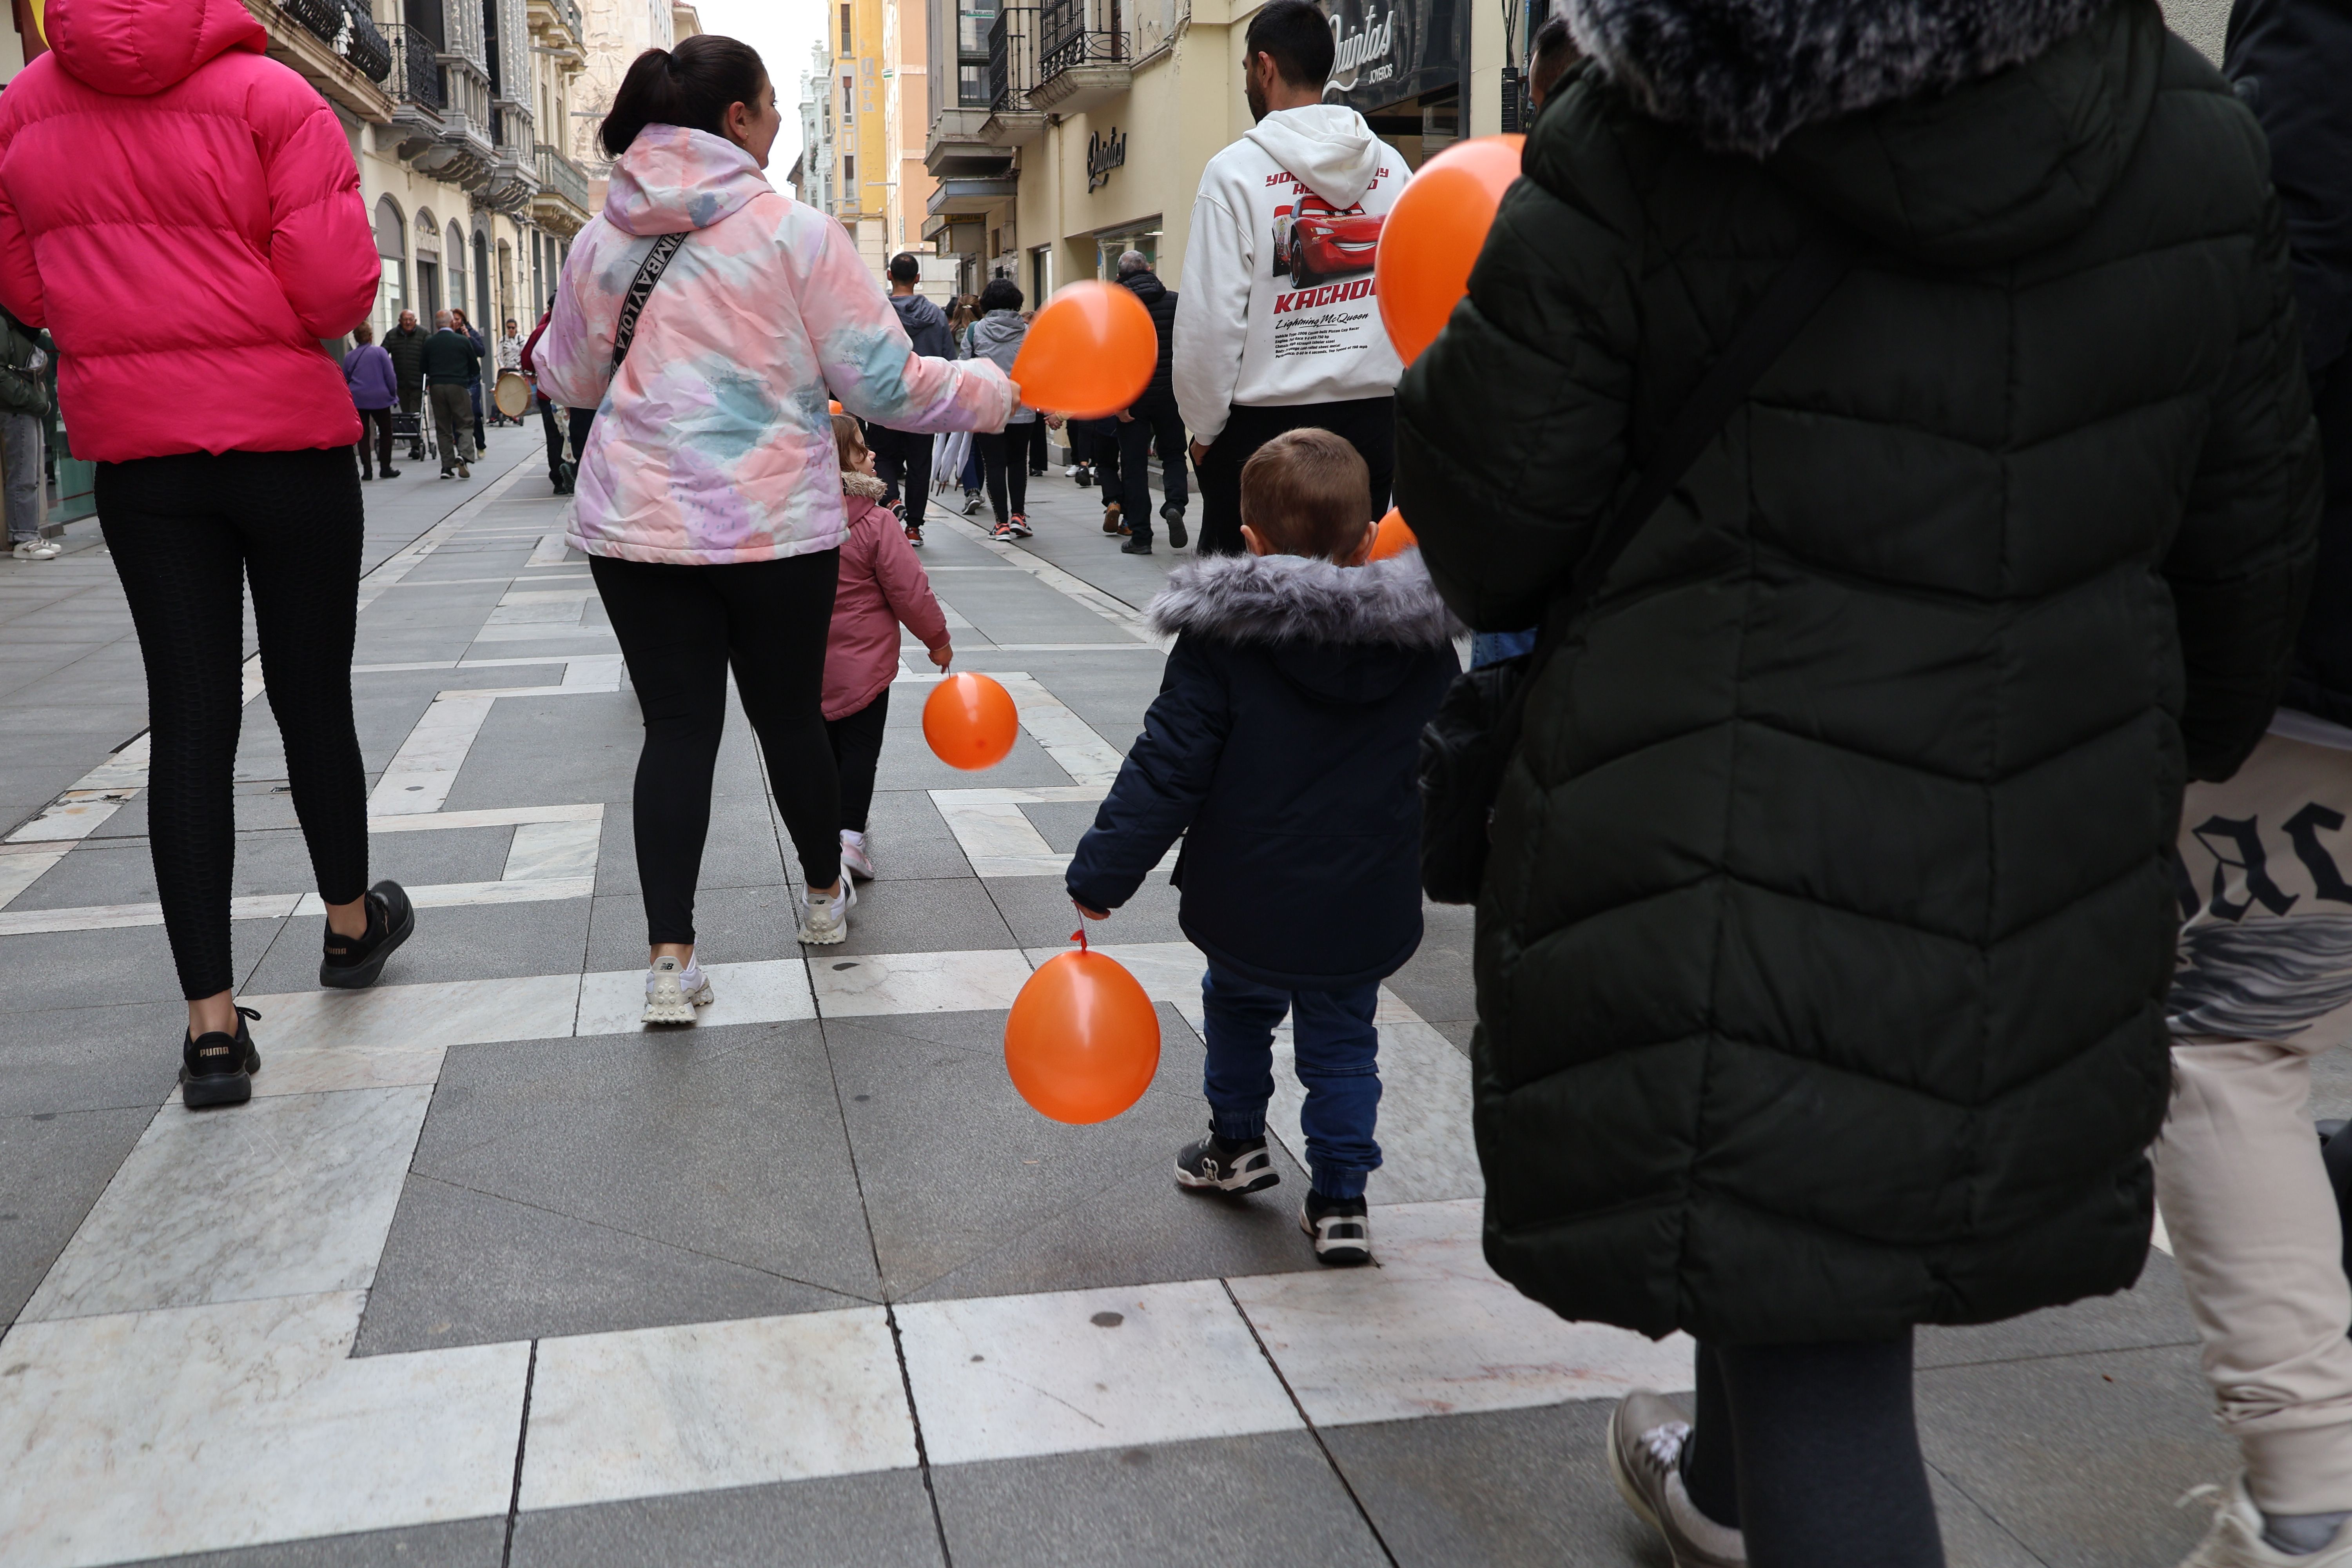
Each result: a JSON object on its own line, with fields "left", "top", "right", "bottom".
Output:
{"left": 1279, "top": 191, "right": 1385, "bottom": 290}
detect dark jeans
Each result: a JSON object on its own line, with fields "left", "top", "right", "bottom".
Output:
{"left": 96, "top": 449, "right": 370, "bottom": 1000}
{"left": 976, "top": 428, "right": 1029, "bottom": 522}
{"left": 1026, "top": 418, "right": 1050, "bottom": 474}
{"left": 568, "top": 407, "right": 596, "bottom": 473}
{"left": 588, "top": 550, "right": 843, "bottom": 944}
{"left": 1117, "top": 399, "right": 1189, "bottom": 546}
{"left": 826, "top": 688, "right": 889, "bottom": 832}
{"left": 397, "top": 383, "right": 424, "bottom": 456}
{"left": 468, "top": 378, "right": 485, "bottom": 448}
{"left": 870, "top": 426, "right": 932, "bottom": 531}
{"left": 356, "top": 407, "right": 394, "bottom": 477}
{"left": 1197, "top": 396, "right": 1395, "bottom": 557}
{"left": 1200, "top": 964, "right": 1381, "bottom": 1199}
{"left": 1681, "top": 1334, "right": 1944, "bottom": 1568}
{"left": 1082, "top": 418, "right": 1122, "bottom": 508}
{"left": 537, "top": 398, "right": 568, "bottom": 486}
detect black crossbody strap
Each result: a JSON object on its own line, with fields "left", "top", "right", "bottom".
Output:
{"left": 1501, "top": 227, "right": 1858, "bottom": 743}
{"left": 612, "top": 231, "right": 688, "bottom": 368}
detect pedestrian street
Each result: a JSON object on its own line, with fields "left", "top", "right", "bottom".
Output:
{"left": 0, "top": 428, "right": 2307, "bottom": 1565}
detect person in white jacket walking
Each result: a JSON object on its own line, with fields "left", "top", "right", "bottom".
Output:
{"left": 1173, "top": 0, "right": 1409, "bottom": 556}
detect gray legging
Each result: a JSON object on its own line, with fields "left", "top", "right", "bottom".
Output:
{"left": 1680, "top": 1332, "right": 1945, "bottom": 1568}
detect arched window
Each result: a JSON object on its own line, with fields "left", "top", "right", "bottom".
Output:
{"left": 495, "top": 239, "right": 515, "bottom": 330}
{"left": 414, "top": 209, "right": 442, "bottom": 321}
{"left": 473, "top": 227, "right": 491, "bottom": 330}
{"left": 446, "top": 220, "right": 468, "bottom": 330}
{"left": 372, "top": 196, "right": 406, "bottom": 335}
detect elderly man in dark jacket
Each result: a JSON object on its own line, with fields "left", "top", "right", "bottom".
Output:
{"left": 382, "top": 309, "right": 430, "bottom": 461}
{"left": 1393, "top": 0, "right": 2323, "bottom": 1560}
{"left": 1112, "top": 249, "right": 1189, "bottom": 555}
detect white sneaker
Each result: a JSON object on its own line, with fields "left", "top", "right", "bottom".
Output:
{"left": 2181, "top": 1478, "right": 2352, "bottom": 1567}
{"left": 11, "top": 537, "right": 60, "bottom": 559}
{"left": 798, "top": 875, "right": 855, "bottom": 945}
{"left": 841, "top": 832, "right": 876, "bottom": 882}
{"left": 641, "top": 955, "right": 714, "bottom": 1024}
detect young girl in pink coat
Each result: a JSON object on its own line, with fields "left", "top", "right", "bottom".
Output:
{"left": 827, "top": 415, "right": 952, "bottom": 881}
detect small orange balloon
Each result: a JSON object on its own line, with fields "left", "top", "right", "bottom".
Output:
{"left": 1375, "top": 135, "right": 1526, "bottom": 367}
{"left": 1367, "top": 507, "right": 1417, "bottom": 561}
{"left": 1005, "top": 949, "right": 1161, "bottom": 1123}
{"left": 1009, "top": 281, "right": 1156, "bottom": 420}
{"left": 922, "top": 672, "right": 1019, "bottom": 770}
{"left": 828, "top": 399, "right": 844, "bottom": 415}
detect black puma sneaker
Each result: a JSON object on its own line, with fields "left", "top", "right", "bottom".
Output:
{"left": 1174, "top": 1131, "right": 1279, "bottom": 1195}
{"left": 182, "top": 1007, "right": 262, "bottom": 1109}
{"left": 319, "top": 880, "right": 415, "bottom": 989}
{"left": 1301, "top": 1191, "right": 1372, "bottom": 1265}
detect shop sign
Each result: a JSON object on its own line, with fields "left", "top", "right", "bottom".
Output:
{"left": 1321, "top": 0, "right": 1462, "bottom": 112}
{"left": 1087, "top": 127, "right": 1128, "bottom": 192}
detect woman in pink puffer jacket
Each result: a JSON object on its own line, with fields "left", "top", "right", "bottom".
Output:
{"left": 0, "top": 0, "right": 410, "bottom": 1110}
{"left": 537, "top": 35, "right": 1014, "bottom": 1016}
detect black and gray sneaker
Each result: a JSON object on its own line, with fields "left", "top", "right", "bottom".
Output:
{"left": 1162, "top": 501, "right": 1188, "bottom": 549}
{"left": 319, "top": 879, "right": 415, "bottom": 989}
{"left": 1174, "top": 1131, "right": 1279, "bottom": 1195}
{"left": 1301, "top": 1191, "right": 1372, "bottom": 1265}
{"left": 181, "top": 1006, "right": 262, "bottom": 1109}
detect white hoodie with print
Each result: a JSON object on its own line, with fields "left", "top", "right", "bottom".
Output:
{"left": 1172, "top": 103, "right": 1410, "bottom": 444}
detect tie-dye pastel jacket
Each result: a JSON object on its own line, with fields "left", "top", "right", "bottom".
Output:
{"left": 537, "top": 125, "right": 1017, "bottom": 564}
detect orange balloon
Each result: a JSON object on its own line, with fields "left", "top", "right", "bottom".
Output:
{"left": 922, "top": 672, "right": 1019, "bottom": 770}
{"left": 1009, "top": 281, "right": 1156, "bottom": 419}
{"left": 1367, "top": 507, "right": 1417, "bottom": 561}
{"left": 828, "top": 399, "right": 844, "bottom": 414}
{"left": 1005, "top": 949, "right": 1161, "bottom": 1123}
{"left": 1375, "top": 135, "right": 1526, "bottom": 367}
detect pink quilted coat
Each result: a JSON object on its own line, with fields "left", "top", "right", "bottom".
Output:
{"left": 825, "top": 472, "right": 949, "bottom": 720}
{"left": 537, "top": 125, "right": 1016, "bottom": 565}
{"left": 0, "top": 0, "right": 377, "bottom": 461}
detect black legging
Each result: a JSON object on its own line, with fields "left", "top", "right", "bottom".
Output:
{"left": 589, "top": 550, "right": 842, "bottom": 944}
{"left": 1681, "top": 1334, "right": 1944, "bottom": 1568}
{"left": 826, "top": 689, "right": 889, "bottom": 833}
{"left": 356, "top": 407, "right": 394, "bottom": 477}
{"left": 97, "top": 448, "right": 370, "bottom": 1000}
{"left": 976, "top": 429, "right": 1028, "bottom": 522}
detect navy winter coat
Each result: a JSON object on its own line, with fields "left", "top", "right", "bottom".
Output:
{"left": 1068, "top": 550, "right": 1460, "bottom": 990}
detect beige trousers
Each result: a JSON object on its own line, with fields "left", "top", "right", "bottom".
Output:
{"left": 2158, "top": 727, "right": 2352, "bottom": 1514}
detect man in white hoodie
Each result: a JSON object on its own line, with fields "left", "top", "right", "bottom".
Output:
{"left": 1174, "top": 0, "right": 1409, "bottom": 555}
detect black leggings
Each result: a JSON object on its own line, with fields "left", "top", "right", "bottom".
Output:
{"left": 356, "top": 407, "right": 394, "bottom": 477}
{"left": 1681, "top": 1334, "right": 1944, "bottom": 1568}
{"left": 97, "top": 448, "right": 370, "bottom": 1001}
{"left": 827, "top": 690, "right": 889, "bottom": 833}
{"left": 590, "top": 550, "right": 842, "bottom": 945}
{"left": 976, "top": 430, "right": 1028, "bottom": 522}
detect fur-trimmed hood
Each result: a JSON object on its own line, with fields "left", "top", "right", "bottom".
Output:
{"left": 1564, "top": 0, "right": 2116, "bottom": 157}
{"left": 843, "top": 470, "right": 888, "bottom": 499}
{"left": 1148, "top": 548, "right": 1463, "bottom": 650}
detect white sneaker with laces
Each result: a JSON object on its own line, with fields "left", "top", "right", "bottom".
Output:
{"left": 2180, "top": 1478, "right": 2352, "bottom": 1567}
{"left": 841, "top": 831, "right": 876, "bottom": 881}
{"left": 12, "top": 537, "right": 60, "bottom": 559}
{"left": 641, "top": 955, "right": 714, "bottom": 1024}
{"left": 798, "top": 875, "right": 855, "bottom": 944}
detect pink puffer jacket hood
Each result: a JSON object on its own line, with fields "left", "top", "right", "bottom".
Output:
{"left": 539, "top": 127, "right": 1017, "bottom": 565}
{"left": 0, "top": 0, "right": 378, "bottom": 460}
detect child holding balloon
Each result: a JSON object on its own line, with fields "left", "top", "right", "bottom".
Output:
{"left": 826, "top": 415, "right": 953, "bottom": 883}
{"left": 1067, "top": 429, "right": 1460, "bottom": 1265}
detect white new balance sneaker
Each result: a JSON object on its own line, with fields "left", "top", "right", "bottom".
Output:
{"left": 798, "top": 877, "right": 855, "bottom": 945}
{"left": 641, "top": 956, "right": 714, "bottom": 1024}
{"left": 840, "top": 831, "right": 876, "bottom": 882}
{"left": 2180, "top": 1478, "right": 2352, "bottom": 1567}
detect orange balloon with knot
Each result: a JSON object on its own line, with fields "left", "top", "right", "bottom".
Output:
{"left": 1005, "top": 929, "right": 1161, "bottom": 1123}
{"left": 1009, "top": 281, "right": 1157, "bottom": 420}
{"left": 922, "top": 672, "right": 1019, "bottom": 771}
{"left": 1374, "top": 135, "right": 1525, "bottom": 367}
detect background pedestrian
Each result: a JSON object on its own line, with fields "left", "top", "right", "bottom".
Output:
{"left": 341, "top": 320, "right": 397, "bottom": 480}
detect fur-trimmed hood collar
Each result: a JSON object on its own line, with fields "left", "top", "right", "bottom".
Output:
{"left": 1565, "top": 0, "right": 2121, "bottom": 158}
{"left": 843, "top": 470, "right": 888, "bottom": 499}
{"left": 1149, "top": 548, "right": 1463, "bottom": 649}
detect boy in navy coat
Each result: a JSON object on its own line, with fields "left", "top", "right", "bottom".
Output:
{"left": 1068, "top": 429, "right": 1459, "bottom": 1263}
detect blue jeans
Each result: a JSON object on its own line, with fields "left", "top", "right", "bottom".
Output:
{"left": 1471, "top": 628, "right": 1537, "bottom": 667}
{"left": 1200, "top": 964, "right": 1381, "bottom": 1199}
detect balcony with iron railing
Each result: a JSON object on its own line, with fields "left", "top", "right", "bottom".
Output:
{"left": 1031, "top": 0, "right": 1127, "bottom": 112}
{"left": 988, "top": 5, "right": 1035, "bottom": 113}
{"left": 534, "top": 143, "right": 590, "bottom": 216}
{"left": 382, "top": 21, "right": 443, "bottom": 111}
{"left": 275, "top": 0, "right": 394, "bottom": 81}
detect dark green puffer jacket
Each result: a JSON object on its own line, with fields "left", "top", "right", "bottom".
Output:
{"left": 1395, "top": 0, "right": 2321, "bottom": 1344}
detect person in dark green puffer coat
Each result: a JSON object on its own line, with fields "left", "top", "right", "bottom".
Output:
{"left": 1394, "top": 0, "right": 2322, "bottom": 1559}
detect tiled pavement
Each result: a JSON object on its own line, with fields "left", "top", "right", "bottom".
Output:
{"left": 0, "top": 434, "right": 2291, "bottom": 1567}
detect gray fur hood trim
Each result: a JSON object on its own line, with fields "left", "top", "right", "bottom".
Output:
{"left": 1146, "top": 549, "right": 1464, "bottom": 649}
{"left": 1565, "top": 0, "right": 2114, "bottom": 155}
{"left": 843, "top": 471, "right": 888, "bottom": 499}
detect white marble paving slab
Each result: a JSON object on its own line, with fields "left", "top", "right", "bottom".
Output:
{"left": 2, "top": 790, "right": 129, "bottom": 845}
{"left": 0, "top": 877, "right": 594, "bottom": 936}
{"left": 504, "top": 817, "right": 603, "bottom": 882}
{"left": 370, "top": 802, "right": 603, "bottom": 833}
{"left": 809, "top": 947, "right": 1036, "bottom": 1017}
{"left": 370, "top": 693, "right": 497, "bottom": 815}
{"left": 238, "top": 973, "right": 585, "bottom": 1054}
{"left": 168, "top": 1041, "right": 447, "bottom": 1102}
{"left": 574, "top": 958, "right": 816, "bottom": 1036}
{"left": 23, "top": 1086, "right": 432, "bottom": 1321}
{"left": 898, "top": 1278, "right": 1300, "bottom": 1465}
{"left": 0, "top": 1292, "right": 527, "bottom": 1568}
{"left": 527, "top": 531, "right": 572, "bottom": 566}
{"left": 1229, "top": 1198, "right": 1694, "bottom": 1427}
{"left": 520, "top": 1308, "right": 915, "bottom": 1511}
{"left": 0, "top": 845, "right": 66, "bottom": 910}
{"left": 486, "top": 596, "right": 587, "bottom": 625}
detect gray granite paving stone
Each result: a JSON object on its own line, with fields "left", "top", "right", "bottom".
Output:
{"left": 0, "top": 999, "right": 189, "bottom": 1117}
{"left": 1917, "top": 1248, "right": 2200, "bottom": 1369}
{"left": 114, "top": 1517, "right": 507, "bottom": 1567}
{"left": 356, "top": 1172, "right": 869, "bottom": 1355}
{"left": 932, "top": 1430, "right": 1387, "bottom": 1568}
{"left": 0, "top": 1106, "right": 154, "bottom": 1325}
{"left": 987, "top": 869, "right": 1191, "bottom": 948}
{"left": 583, "top": 884, "right": 801, "bottom": 971}
{"left": 414, "top": 1021, "right": 882, "bottom": 1300}
{"left": 590, "top": 799, "right": 791, "bottom": 900}
{"left": 830, "top": 876, "right": 1018, "bottom": 955}
{"left": 0, "top": 920, "right": 283, "bottom": 1012}
{"left": 860, "top": 789, "right": 981, "bottom": 882}
{"left": 244, "top": 895, "right": 590, "bottom": 995}
{"left": 509, "top": 1470, "right": 942, "bottom": 1568}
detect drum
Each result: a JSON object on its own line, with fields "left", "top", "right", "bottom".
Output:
{"left": 494, "top": 370, "right": 532, "bottom": 419}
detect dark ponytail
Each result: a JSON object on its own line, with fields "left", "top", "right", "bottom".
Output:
{"left": 600, "top": 34, "right": 768, "bottom": 159}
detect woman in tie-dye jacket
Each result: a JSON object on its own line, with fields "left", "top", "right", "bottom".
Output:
{"left": 538, "top": 35, "right": 1016, "bottom": 1016}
